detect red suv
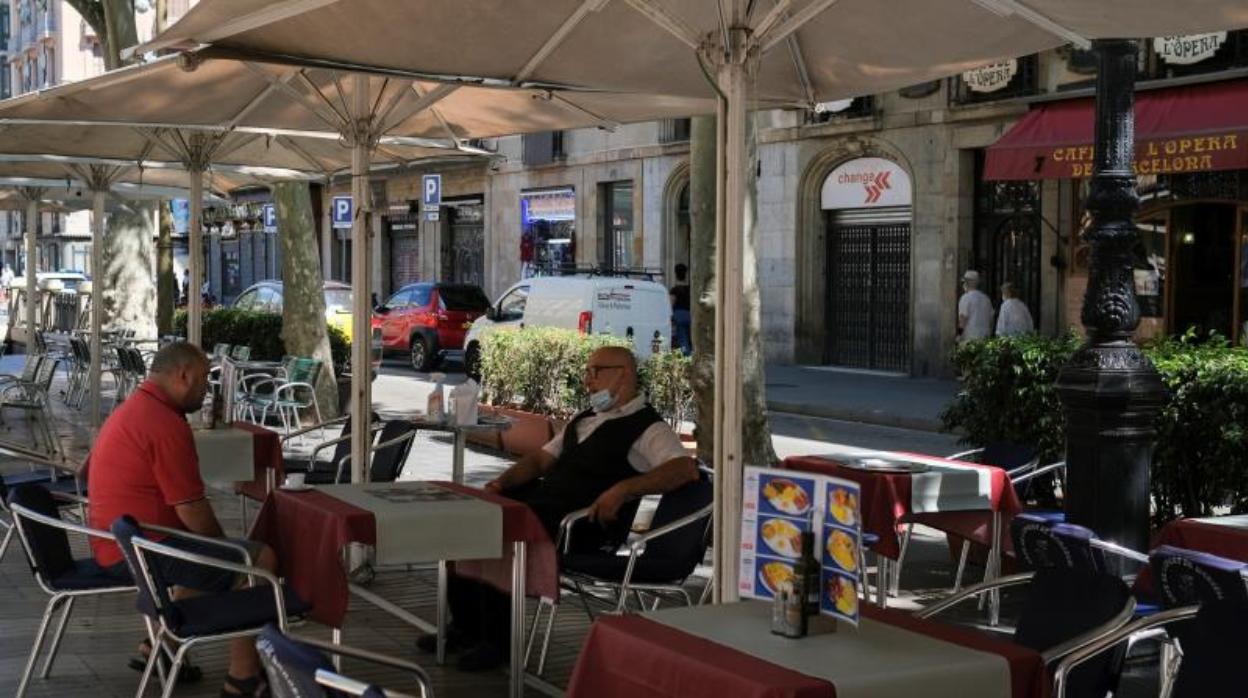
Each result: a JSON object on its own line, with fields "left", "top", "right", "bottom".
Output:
{"left": 372, "top": 283, "right": 491, "bottom": 371}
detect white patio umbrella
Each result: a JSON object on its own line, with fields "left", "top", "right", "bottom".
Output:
{"left": 0, "top": 49, "right": 715, "bottom": 500}
{"left": 0, "top": 156, "right": 304, "bottom": 427}
{"left": 132, "top": 1, "right": 1248, "bottom": 616}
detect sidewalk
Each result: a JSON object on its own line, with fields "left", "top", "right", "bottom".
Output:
{"left": 765, "top": 364, "right": 959, "bottom": 433}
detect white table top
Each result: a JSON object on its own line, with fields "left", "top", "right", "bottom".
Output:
{"left": 316, "top": 481, "right": 503, "bottom": 565}
{"left": 192, "top": 426, "right": 255, "bottom": 484}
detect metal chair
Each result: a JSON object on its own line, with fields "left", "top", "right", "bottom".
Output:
{"left": 242, "top": 357, "right": 324, "bottom": 433}
{"left": 230, "top": 345, "right": 252, "bottom": 362}
{"left": 917, "top": 566, "right": 1135, "bottom": 698}
{"left": 110, "top": 514, "right": 311, "bottom": 698}
{"left": 1, "top": 357, "right": 61, "bottom": 454}
{"left": 7, "top": 484, "right": 135, "bottom": 698}
{"left": 257, "top": 623, "right": 433, "bottom": 698}
{"left": 521, "top": 475, "right": 713, "bottom": 676}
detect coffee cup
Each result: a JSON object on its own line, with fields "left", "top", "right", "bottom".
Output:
{"left": 284, "top": 472, "right": 306, "bottom": 488}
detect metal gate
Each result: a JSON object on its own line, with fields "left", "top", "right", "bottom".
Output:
{"left": 825, "top": 211, "right": 911, "bottom": 372}
{"left": 387, "top": 214, "right": 420, "bottom": 290}
{"left": 442, "top": 205, "right": 484, "bottom": 287}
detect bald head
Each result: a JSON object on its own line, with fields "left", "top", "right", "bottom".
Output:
{"left": 149, "top": 342, "right": 210, "bottom": 413}
{"left": 584, "top": 346, "right": 639, "bottom": 409}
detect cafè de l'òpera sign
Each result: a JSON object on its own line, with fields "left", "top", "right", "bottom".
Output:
{"left": 1154, "top": 33, "right": 1226, "bottom": 65}
{"left": 1051, "top": 133, "right": 1241, "bottom": 178}
{"left": 962, "top": 60, "right": 1017, "bottom": 93}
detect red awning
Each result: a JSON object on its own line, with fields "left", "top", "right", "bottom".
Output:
{"left": 984, "top": 79, "right": 1248, "bottom": 180}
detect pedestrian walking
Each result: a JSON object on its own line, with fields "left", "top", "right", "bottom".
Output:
{"left": 957, "top": 270, "right": 994, "bottom": 344}
{"left": 0, "top": 264, "right": 12, "bottom": 305}
{"left": 996, "top": 281, "right": 1034, "bottom": 337}
{"left": 180, "top": 268, "right": 190, "bottom": 305}
{"left": 669, "top": 263, "right": 692, "bottom": 354}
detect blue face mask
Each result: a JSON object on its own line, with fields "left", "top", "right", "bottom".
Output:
{"left": 589, "top": 389, "right": 615, "bottom": 413}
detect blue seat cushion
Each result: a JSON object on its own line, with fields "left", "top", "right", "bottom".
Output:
{"left": 562, "top": 554, "right": 694, "bottom": 585}
{"left": 170, "top": 584, "right": 311, "bottom": 636}
{"left": 1024, "top": 510, "right": 1066, "bottom": 523}
{"left": 1132, "top": 601, "right": 1162, "bottom": 617}
{"left": 51, "top": 558, "right": 131, "bottom": 591}
{"left": 2, "top": 470, "right": 53, "bottom": 487}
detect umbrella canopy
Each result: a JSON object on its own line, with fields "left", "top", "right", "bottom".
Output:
{"left": 135, "top": 4, "right": 1248, "bottom": 647}
{"left": 134, "top": 0, "right": 1248, "bottom": 104}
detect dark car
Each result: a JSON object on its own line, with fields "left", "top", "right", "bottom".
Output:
{"left": 371, "top": 282, "right": 491, "bottom": 371}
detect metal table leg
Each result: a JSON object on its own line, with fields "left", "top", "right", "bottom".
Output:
{"left": 436, "top": 560, "right": 448, "bottom": 665}
{"left": 452, "top": 430, "right": 466, "bottom": 484}
{"left": 510, "top": 541, "right": 527, "bottom": 698}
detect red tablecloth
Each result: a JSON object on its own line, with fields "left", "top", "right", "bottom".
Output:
{"left": 232, "top": 422, "right": 284, "bottom": 501}
{"left": 248, "top": 481, "right": 558, "bottom": 627}
{"left": 1135, "top": 516, "right": 1248, "bottom": 597}
{"left": 784, "top": 454, "right": 1021, "bottom": 559}
{"left": 567, "top": 604, "right": 1048, "bottom": 698}
{"left": 250, "top": 488, "right": 375, "bottom": 627}
{"left": 441, "top": 482, "right": 559, "bottom": 601}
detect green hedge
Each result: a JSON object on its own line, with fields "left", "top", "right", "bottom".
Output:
{"left": 941, "top": 333, "right": 1248, "bottom": 523}
{"left": 174, "top": 308, "right": 350, "bottom": 369}
{"left": 479, "top": 327, "right": 694, "bottom": 425}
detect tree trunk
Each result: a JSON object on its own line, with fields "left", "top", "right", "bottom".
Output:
{"left": 689, "top": 115, "right": 777, "bottom": 467}
{"left": 155, "top": 200, "right": 175, "bottom": 336}
{"left": 274, "top": 181, "right": 339, "bottom": 420}
{"left": 101, "top": 201, "right": 157, "bottom": 339}
{"left": 101, "top": 0, "right": 138, "bottom": 69}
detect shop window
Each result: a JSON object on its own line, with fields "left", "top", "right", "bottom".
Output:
{"left": 972, "top": 151, "right": 1043, "bottom": 323}
{"left": 520, "top": 187, "right": 575, "bottom": 277}
{"left": 601, "top": 181, "right": 634, "bottom": 271}
{"left": 659, "top": 119, "right": 691, "bottom": 143}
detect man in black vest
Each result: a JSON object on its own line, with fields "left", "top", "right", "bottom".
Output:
{"left": 421, "top": 346, "right": 698, "bottom": 671}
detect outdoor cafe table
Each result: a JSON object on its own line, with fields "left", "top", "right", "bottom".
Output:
{"left": 567, "top": 601, "right": 1048, "bottom": 698}
{"left": 397, "top": 413, "right": 511, "bottom": 484}
{"left": 1136, "top": 514, "right": 1248, "bottom": 596}
{"left": 248, "top": 480, "right": 557, "bottom": 698}
{"left": 784, "top": 447, "right": 1022, "bottom": 602}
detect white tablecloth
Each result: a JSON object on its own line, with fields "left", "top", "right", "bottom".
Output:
{"left": 813, "top": 445, "right": 994, "bottom": 514}
{"left": 649, "top": 602, "right": 1011, "bottom": 698}
{"left": 193, "top": 426, "right": 255, "bottom": 484}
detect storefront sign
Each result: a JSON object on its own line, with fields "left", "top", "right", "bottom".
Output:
{"left": 331, "top": 196, "right": 352, "bottom": 229}
{"left": 1049, "top": 133, "right": 1242, "bottom": 178}
{"left": 821, "top": 158, "right": 912, "bottom": 210}
{"left": 521, "top": 188, "right": 576, "bottom": 223}
{"left": 1154, "top": 33, "right": 1227, "bottom": 65}
{"left": 962, "top": 59, "right": 1018, "bottom": 93}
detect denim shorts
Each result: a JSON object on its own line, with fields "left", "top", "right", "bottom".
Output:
{"left": 108, "top": 535, "right": 265, "bottom": 593}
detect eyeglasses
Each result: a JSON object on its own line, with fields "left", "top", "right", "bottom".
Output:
{"left": 585, "top": 364, "right": 626, "bottom": 379}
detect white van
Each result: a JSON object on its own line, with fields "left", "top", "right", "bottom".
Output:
{"left": 464, "top": 275, "right": 671, "bottom": 376}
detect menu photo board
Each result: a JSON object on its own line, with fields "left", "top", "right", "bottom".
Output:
{"left": 740, "top": 466, "right": 863, "bottom": 626}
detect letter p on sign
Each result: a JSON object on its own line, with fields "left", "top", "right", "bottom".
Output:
{"left": 423, "top": 174, "right": 442, "bottom": 209}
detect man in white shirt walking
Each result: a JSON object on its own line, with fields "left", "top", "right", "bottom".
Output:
{"left": 996, "top": 281, "right": 1035, "bottom": 337}
{"left": 957, "top": 270, "right": 995, "bottom": 343}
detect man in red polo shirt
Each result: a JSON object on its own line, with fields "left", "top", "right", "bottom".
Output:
{"left": 91, "top": 342, "right": 275, "bottom": 697}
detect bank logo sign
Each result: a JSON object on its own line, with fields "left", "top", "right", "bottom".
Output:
{"left": 821, "top": 157, "right": 912, "bottom": 210}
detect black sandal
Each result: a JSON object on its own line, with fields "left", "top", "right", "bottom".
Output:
{"left": 221, "top": 673, "right": 269, "bottom": 698}
{"left": 127, "top": 639, "right": 203, "bottom": 683}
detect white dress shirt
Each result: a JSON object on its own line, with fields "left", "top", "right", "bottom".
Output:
{"left": 542, "top": 395, "right": 688, "bottom": 473}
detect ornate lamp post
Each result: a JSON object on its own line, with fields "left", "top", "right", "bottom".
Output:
{"left": 1056, "top": 39, "right": 1165, "bottom": 553}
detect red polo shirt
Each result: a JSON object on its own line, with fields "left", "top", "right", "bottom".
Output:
{"left": 89, "top": 381, "right": 205, "bottom": 568}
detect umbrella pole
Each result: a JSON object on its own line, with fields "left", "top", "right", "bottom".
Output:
{"left": 187, "top": 169, "right": 204, "bottom": 347}
{"left": 89, "top": 189, "right": 105, "bottom": 427}
{"left": 711, "top": 38, "right": 749, "bottom": 604}
{"left": 349, "top": 73, "right": 373, "bottom": 485}
{"left": 23, "top": 196, "right": 37, "bottom": 343}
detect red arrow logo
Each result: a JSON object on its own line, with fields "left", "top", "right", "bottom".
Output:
{"left": 862, "top": 171, "right": 893, "bottom": 204}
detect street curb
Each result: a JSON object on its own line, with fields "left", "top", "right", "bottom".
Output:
{"left": 767, "top": 400, "right": 947, "bottom": 433}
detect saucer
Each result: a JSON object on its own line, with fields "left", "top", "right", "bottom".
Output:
{"left": 279, "top": 483, "right": 314, "bottom": 492}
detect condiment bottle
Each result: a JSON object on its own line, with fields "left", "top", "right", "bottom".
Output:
{"left": 791, "top": 531, "right": 819, "bottom": 634}
{"left": 770, "top": 583, "right": 791, "bottom": 636}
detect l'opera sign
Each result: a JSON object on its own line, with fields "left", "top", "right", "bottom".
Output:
{"left": 1053, "top": 133, "right": 1242, "bottom": 177}
{"left": 1154, "top": 33, "right": 1226, "bottom": 65}
{"left": 962, "top": 60, "right": 1018, "bottom": 93}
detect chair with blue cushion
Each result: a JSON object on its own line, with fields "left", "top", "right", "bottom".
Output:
{"left": 257, "top": 624, "right": 433, "bottom": 698}
{"left": 7, "top": 483, "right": 135, "bottom": 698}
{"left": 918, "top": 564, "right": 1135, "bottom": 698}
{"left": 110, "top": 515, "right": 312, "bottom": 698}
{"left": 1052, "top": 548, "right": 1248, "bottom": 698}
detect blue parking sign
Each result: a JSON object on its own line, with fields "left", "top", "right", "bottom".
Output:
{"left": 331, "top": 196, "right": 353, "bottom": 229}
{"left": 262, "top": 204, "right": 277, "bottom": 232}
{"left": 422, "top": 174, "right": 442, "bottom": 209}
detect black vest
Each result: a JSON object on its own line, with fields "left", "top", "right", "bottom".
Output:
{"left": 542, "top": 404, "right": 663, "bottom": 506}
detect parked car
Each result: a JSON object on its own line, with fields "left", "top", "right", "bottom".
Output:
{"left": 371, "top": 282, "right": 491, "bottom": 371}
{"left": 232, "top": 279, "right": 354, "bottom": 341}
{"left": 464, "top": 275, "right": 672, "bottom": 378}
